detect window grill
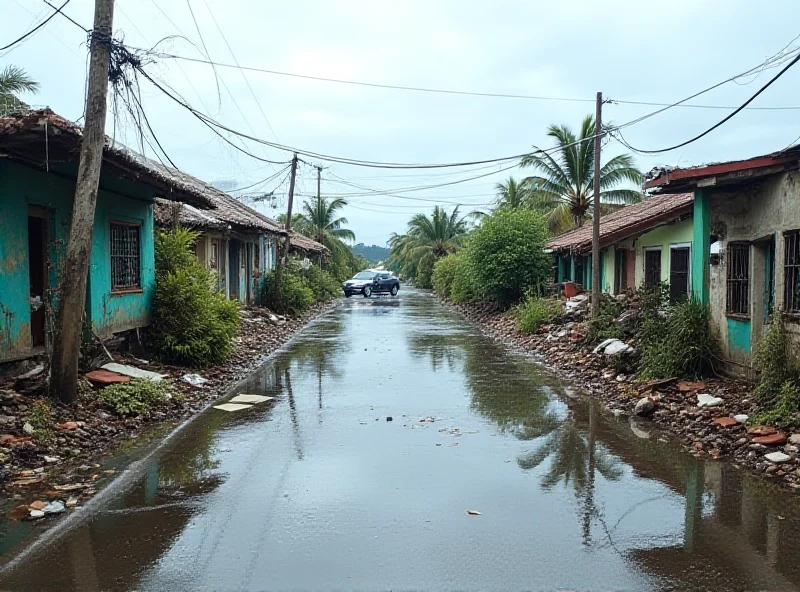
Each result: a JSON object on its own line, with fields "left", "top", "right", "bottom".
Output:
{"left": 785, "top": 230, "right": 800, "bottom": 313}
{"left": 726, "top": 243, "right": 749, "bottom": 315}
{"left": 644, "top": 249, "right": 661, "bottom": 289}
{"left": 669, "top": 247, "right": 690, "bottom": 302}
{"left": 110, "top": 222, "right": 141, "bottom": 292}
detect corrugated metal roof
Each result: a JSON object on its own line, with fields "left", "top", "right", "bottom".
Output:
{"left": 546, "top": 193, "right": 694, "bottom": 253}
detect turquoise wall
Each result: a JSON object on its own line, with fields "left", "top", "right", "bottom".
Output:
{"left": 0, "top": 160, "right": 156, "bottom": 361}
{"left": 727, "top": 317, "right": 752, "bottom": 355}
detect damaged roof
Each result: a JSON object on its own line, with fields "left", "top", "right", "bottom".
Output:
{"left": 289, "top": 231, "right": 328, "bottom": 254}
{"left": 644, "top": 145, "right": 800, "bottom": 193}
{"left": 547, "top": 193, "right": 694, "bottom": 254}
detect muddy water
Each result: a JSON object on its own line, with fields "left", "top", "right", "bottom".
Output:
{"left": 2, "top": 290, "right": 800, "bottom": 591}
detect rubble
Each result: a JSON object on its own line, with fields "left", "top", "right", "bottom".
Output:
{"left": 444, "top": 296, "right": 800, "bottom": 494}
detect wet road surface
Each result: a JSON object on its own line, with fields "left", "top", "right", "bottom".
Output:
{"left": 3, "top": 290, "right": 800, "bottom": 591}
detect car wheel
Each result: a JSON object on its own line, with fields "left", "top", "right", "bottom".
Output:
{"left": 363, "top": 286, "right": 372, "bottom": 298}
{"left": 390, "top": 285, "right": 399, "bottom": 296}
{"left": 344, "top": 292, "right": 351, "bottom": 298}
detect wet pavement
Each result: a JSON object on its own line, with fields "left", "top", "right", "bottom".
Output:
{"left": 3, "top": 290, "right": 800, "bottom": 591}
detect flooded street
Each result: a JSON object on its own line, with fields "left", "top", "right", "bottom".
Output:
{"left": 3, "top": 290, "right": 800, "bottom": 591}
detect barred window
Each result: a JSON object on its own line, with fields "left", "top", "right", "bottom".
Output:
{"left": 669, "top": 246, "right": 691, "bottom": 302}
{"left": 644, "top": 248, "right": 661, "bottom": 289}
{"left": 726, "top": 243, "right": 749, "bottom": 315}
{"left": 110, "top": 222, "right": 141, "bottom": 292}
{"left": 785, "top": 230, "right": 800, "bottom": 313}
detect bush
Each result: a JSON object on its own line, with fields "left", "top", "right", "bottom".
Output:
{"left": 101, "top": 379, "right": 173, "bottom": 416}
{"left": 584, "top": 294, "right": 626, "bottom": 343}
{"left": 639, "top": 297, "right": 715, "bottom": 379}
{"left": 751, "top": 311, "right": 800, "bottom": 427}
{"left": 463, "top": 209, "right": 551, "bottom": 306}
{"left": 432, "top": 253, "right": 460, "bottom": 298}
{"left": 262, "top": 264, "right": 314, "bottom": 314}
{"left": 25, "top": 399, "right": 54, "bottom": 442}
{"left": 150, "top": 229, "right": 240, "bottom": 367}
{"left": 515, "top": 295, "right": 561, "bottom": 334}
{"left": 303, "top": 265, "right": 341, "bottom": 301}
{"left": 450, "top": 254, "right": 476, "bottom": 303}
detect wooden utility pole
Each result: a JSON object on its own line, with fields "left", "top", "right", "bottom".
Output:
{"left": 50, "top": 0, "right": 115, "bottom": 403}
{"left": 274, "top": 153, "right": 298, "bottom": 309}
{"left": 316, "top": 165, "right": 324, "bottom": 266}
{"left": 591, "top": 91, "right": 603, "bottom": 319}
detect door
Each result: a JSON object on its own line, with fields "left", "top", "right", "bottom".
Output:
{"left": 27, "top": 213, "right": 47, "bottom": 347}
{"left": 644, "top": 248, "right": 662, "bottom": 290}
{"left": 614, "top": 249, "right": 627, "bottom": 294}
{"left": 669, "top": 246, "right": 691, "bottom": 302}
{"left": 228, "top": 241, "right": 240, "bottom": 301}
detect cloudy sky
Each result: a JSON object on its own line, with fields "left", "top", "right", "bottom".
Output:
{"left": 4, "top": 0, "right": 800, "bottom": 245}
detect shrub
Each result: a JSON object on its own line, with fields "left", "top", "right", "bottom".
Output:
{"left": 26, "top": 399, "right": 54, "bottom": 442}
{"left": 150, "top": 229, "right": 240, "bottom": 367}
{"left": 432, "top": 253, "right": 460, "bottom": 298}
{"left": 262, "top": 264, "right": 314, "bottom": 314}
{"left": 754, "top": 310, "right": 799, "bottom": 405}
{"left": 303, "top": 265, "right": 341, "bottom": 301}
{"left": 463, "top": 209, "right": 551, "bottom": 306}
{"left": 415, "top": 256, "right": 435, "bottom": 289}
{"left": 515, "top": 295, "right": 561, "bottom": 334}
{"left": 639, "top": 297, "right": 715, "bottom": 379}
{"left": 450, "top": 254, "right": 476, "bottom": 303}
{"left": 100, "top": 379, "right": 173, "bottom": 416}
{"left": 584, "top": 294, "right": 626, "bottom": 343}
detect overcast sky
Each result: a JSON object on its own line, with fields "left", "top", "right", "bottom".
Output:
{"left": 4, "top": 0, "right": 800, "bottom": 245}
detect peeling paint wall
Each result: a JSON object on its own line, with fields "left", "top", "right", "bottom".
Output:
{"left": 708, "top": 172, "right": 800, "bottom": 370}
{"left": 0, "top": 160, "right": 156, "bottom": 360}
{"left": 631, "top": 219, "right": 694, "bottom": 288}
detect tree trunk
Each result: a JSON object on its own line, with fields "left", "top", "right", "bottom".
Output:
{"left": 49, "top": 0, "right": 115, "bottom": 404}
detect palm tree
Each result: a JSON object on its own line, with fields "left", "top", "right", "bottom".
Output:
{"left": 388, "top": 206, "right": 471, "bottom": 286}
{"left": 293, "top": 196, "right": 356, "bottom": 264}
{"left": 521, "top": 115, "right": 642, "bottom": 235}
{"left": 0, "top": 65, "right": 39, "bottom": 113}
{"left": 494, "top": 177, "right": 529, "bottom": 209}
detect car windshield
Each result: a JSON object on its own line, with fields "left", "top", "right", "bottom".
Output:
{"left": 353, "top": 271, "right": 377, "bottom": 280}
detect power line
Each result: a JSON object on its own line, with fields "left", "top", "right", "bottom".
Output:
{"left": 184, "top": 0, "right": 222, "bottom": 110}
{"left": 1, "top": 0, "right": 71, "bottom": 51}
{"left": 612, "top": 50, "right": 800, "bottom": 154}
{"left": 42, "top": 0, "right": 87, "bottom": 32}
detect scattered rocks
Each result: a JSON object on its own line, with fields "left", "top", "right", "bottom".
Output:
{"left": 697, "top": 393, "right": 723, "bottom": 408}
{"left": 789, "top": 434, "right": 800, "bottom": 446}
{"left": 765, "top": 452, "right": 792, "bottom": 463}
{"left": 734, "top": 414, "right": 749, "bottom": 423}
{"left": 713, "top": 417, "right": 738, "bottom": 427}
{"left": 748, "top": 425, "right": 778, "bottom": 437}
{"left": 634, "top": 398, "right": 656, "bottom": 417}
{"left": 753, "top": 433, "right": 788, "bottom": 446}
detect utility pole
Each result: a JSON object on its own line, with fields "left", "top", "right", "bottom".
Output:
{"left": 316, "top": 165, "right": 324, "bottom": 266}
{"left": 50, "top": 0, "right": 115, "bottom": 404}
{"left": 273, "top": 153, "right": 298, "bottom": 309}
{"left": 591, "top": 92, "right": 603, "bottom": 319}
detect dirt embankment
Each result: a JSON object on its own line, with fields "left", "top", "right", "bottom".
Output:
{"left": 446, "top": 299, "right": 800, "bottom": 492}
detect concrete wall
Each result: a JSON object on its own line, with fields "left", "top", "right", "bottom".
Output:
{"left": 707, "top": 172, "right": 800, "bottom": 369}
{"left": 632, "top": 218, "right": 694, "bottom": 288}
{"left": 0, "top": 160, "right": 156, "bottom": 361}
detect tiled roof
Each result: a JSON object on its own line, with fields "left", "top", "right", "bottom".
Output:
{"left": 289, "top": 231, "right": 328, "bottom": 254}
{"left": 546, "top": 193, "right": 694, "bottom": 253}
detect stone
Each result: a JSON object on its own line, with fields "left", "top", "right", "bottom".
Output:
{"left": 697, "top": 393, "right": 723, "bottom": 408}
{"left": 57, "top": 422, "right": 78, "bottom": 431}
{"left": 753, "top": 433, "right": 787, "bottom": 446}
{"left": 765, "top": 451, "right": 792, "bottom": 463}
{"left": 29, "top": 510, "right": 45, "bottom": 519}
{"left": 785, "top": 445, "right": 799, "bottom": 453}
{"left": 733, "top": 414, "right": 749, "bottom": 423}
{"left": 65, "top": 497, "right": 78, "bottom": 508}
{"left": 85, "top": 370, "right": 130, "bottom": 386}
{"left": 748, "top": 425, "right": 778, "bottom": 437}
{"left": 678, "top": 381, "right": 707, "bottom": 393}
{"left": 713, "top": 417, "right": 738, "bottom": 427}
{"left": 634, "top": 398, "right": 655, "bottom": 417}
{"left": 28, "top": 500, "right": 47, "bottom": 511}
{"left": 22, "top": 422, "right": 34, "bottom": 435}
{"left": 789, "top": 434, "right": 800, "bottom": 445}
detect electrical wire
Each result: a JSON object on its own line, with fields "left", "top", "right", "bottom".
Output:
{"left": 613, "top": 50, "right": 800, "bottom": 154}
{"left": 184, "top": 0, "right": 221, "bottom": 110}
{"left": 1, "top": 0, "right": 71, "bottom": 51}
{"left": 225, "top": 164, "right": 293, "bottom": 192}
{"left": 42, "top": 0, "right": 87, "bottom": 32}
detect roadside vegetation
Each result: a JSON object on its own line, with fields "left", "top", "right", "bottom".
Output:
{"left": 150, "top": 228, "right": 241, "bottom": 367}
{"left": 514, "top": 295, "right": 561, "bottom": 334}
{"left": 752, "top": 311, "right": 800, "bottom": 428}
{"left": 100, "top": 379, "right": 175, "bottom": 416}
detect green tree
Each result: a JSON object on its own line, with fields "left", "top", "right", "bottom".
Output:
{"left": 0, "top": 65, "right": 39, "bottom": 112}
{"left": 387, "top": 206, "right": 471, "bottom": 287}
{"left": 520, "top": 115, "right": 642, "bottom": 234}
{"left": 297, "top": 196, "right": 356, "bottom": 257}
{"left": 494, "top": 176, "right": 529, "bottom": 209}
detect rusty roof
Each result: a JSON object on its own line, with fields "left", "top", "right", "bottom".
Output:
{"left": 546, "top": 193, "right": 694, "bottom": 254}
{"left": 644, "top": 145, "right": 800, "bottom": 193}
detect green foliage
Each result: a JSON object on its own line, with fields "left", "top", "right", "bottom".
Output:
{"left": 584, "top": 294, "right": 625, "bottom": 343}
{"left": 100, "top": 379, "right": 173, "bottom": 416}
{"left": 752, "top": 311, "right": 800, "bottom": 427}
{"left": 463, "top": 209, "right": 551, "bottom": 306}
{"left": 150, "top": 228, "right": 240, "bottom": 367}
{"left": 26, "top": 399, "right": 54, "bottom": 442}
{"left": 639, "top": 297, "right": 715, "bottom": 380}
{"left": 515, "top": 295, "right": 561, "bottom": 334}
{"left": 432, "top": 253, "right": 461, "bottom": 298}
{"left": 303, "top": 265, "right": 342, "bottom": 301}
{"left": 450, "top": 255, "right": 477, "bottom": 303}
{"left": 351, "top": 243, "right": 390, "bottom": 264}
{"left": 262, "top": 264, "right": 314, "bottom": 314}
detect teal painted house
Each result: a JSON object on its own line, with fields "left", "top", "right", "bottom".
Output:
{"left": 0, "top": 110, "right": 212, "bottom": 363}
{"left": 547, "top": 193, "right": 694, "bottom": 298}
{"left": 646, "top": 147, "right": 800, "bottom": 374}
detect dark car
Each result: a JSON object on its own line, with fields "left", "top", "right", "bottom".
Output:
{"left": 343, "top": 270, "right": 400, "bottom": 298}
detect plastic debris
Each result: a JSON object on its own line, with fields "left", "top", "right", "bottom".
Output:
{"left": 22, "top": 422, "right": 34, "bottom": 435}
{"left": 765, "top": 451, "right": 791, "bottom": 463}
{"left": 15, "top": 364, "right": 44, "bottom": 380}
{"left": 466, "top": 510, "right": 482, "bottom": 516}
{"left": 29, "top": 510, "right": 45, "bottom": 520}
{"left": 101, "top": 363, "right": 167, "bottom": 382}
{"left": 213, "top": 403, "right": 253, "bottom": 412}
{"left": 734, "top": 414, "right": 749, "bottom": 423}
{"left": 697, "top": 393, "right": 723, "bottom": 408}
{"left": 65, "top": 497, "right": 79, "bottom": 508}
{"left": 42, "top": 501, "right": 65, "bottom": 515}
{"left": 182, "top": 373, "right": 208, "bottom": 387}
{"left": 593, "top": 338, "right": 633, "bottom": 356}
{"left": 229, "top": 394, "right": 273, "bottom": 404}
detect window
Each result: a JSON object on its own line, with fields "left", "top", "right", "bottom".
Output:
{"left": 785, "top": 230, "right": 800, "bottom": 313}
{"left": 644, "top": 248, "right": 661, "bottom": 289}
{"left": 574, "top": 256, "right": 585, "bottom": 287}
{"left": 614, "top": 249, "right": 627, "bottom": 294}
{"left": 726, "top": 243, "right": 750, "bottom": 316}
{"left": 110, "top": 222, "right": 141, "bottom": 292}
{"left": 669, "top": 245, "right": 691, "bottom": 302}
{"left": 209, "top": 241, "right": 219, "bottom": 270}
